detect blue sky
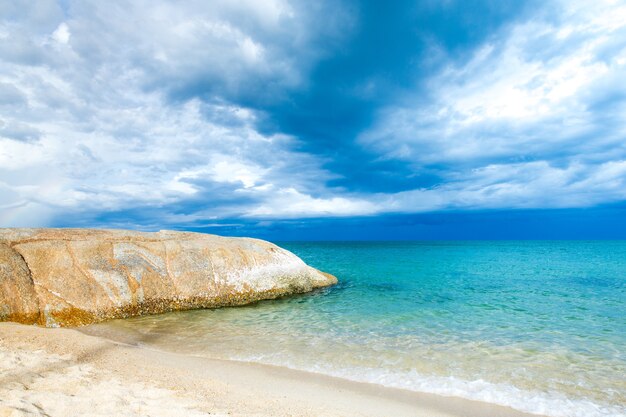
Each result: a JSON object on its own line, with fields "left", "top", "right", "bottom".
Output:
{"left": 1, "top": 0, "right": 626, "bottom": 239}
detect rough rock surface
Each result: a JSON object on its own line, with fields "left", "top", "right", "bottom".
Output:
{"left": 0, "top": 228, "right": 337, "bottom": 327}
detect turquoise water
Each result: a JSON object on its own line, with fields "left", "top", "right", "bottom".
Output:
{"left": 85, "top": 241, "right": 626, "bottom": 417}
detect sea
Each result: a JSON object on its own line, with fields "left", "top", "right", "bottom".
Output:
{"left": 83, "top": 241, "right": 626, "bottom": 417}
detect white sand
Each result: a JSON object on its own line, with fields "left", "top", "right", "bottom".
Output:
{"left": 0, "top": 322, "right": 543, "bottom": 417}
{"left": 0, "top": 345, "right": 212, "bottom": 417}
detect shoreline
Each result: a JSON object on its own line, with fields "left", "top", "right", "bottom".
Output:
{"left": 0, "top": 322, "right": 544, "bottom": 417}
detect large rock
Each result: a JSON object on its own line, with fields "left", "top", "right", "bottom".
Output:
{"left": 0, "top": 228, "right": 337, "bottom": 327}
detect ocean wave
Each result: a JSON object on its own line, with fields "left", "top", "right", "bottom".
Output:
{"left": 237, "top": 353, "right": 626, "bottom": 417}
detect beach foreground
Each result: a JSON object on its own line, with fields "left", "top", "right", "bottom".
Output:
{"left": 0, "top": 322, "right": 541, "bottom": 417}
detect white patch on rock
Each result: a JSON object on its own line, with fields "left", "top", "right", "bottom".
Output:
{"left": 89, "top": 269, "right": 133, "bottom": 306}
{"left": 113, "top": 243, "right": 166, "bottom": 282}
{"left": 221, "top": 247, "right": 315, "bottom": 292}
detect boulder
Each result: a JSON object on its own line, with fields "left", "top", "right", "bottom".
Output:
{"left": 0, "top": 228, "right": 336, "bottom": 327}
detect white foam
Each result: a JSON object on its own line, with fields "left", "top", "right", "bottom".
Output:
{"left": 234, "top": 353, "right": 626, "bottom": 417}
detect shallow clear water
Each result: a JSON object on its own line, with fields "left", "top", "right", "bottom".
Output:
{"left": 85, "top": 241, "right": 626, "bottom": 417}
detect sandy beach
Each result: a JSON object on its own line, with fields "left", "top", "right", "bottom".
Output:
{"left": 0, "top": 322, "right": 544, "bottom": 417}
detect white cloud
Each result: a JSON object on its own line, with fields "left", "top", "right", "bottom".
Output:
{"left": 246, "top": 187, "right": 378, "bottom": 218}
{"left": 0, "top": 0, "right": 366, "bottom": 226}
{"left": 360, "top": 0, "right": 626, "bottom": 212}
{"left": 173, "top": 155, "right": 268, "bottom": 190}
{"left": 379, "top": 160, "right": 626, "bottom": 213}
{"left": 51, "top": 22, "right": 70, "bottom": 44}
{"left": 2, "top": 0, "right": 625, "bottom": 228}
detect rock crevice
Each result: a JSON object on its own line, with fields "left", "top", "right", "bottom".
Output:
{"left": 0, "top": 228, "right": 337, "bottom": 327}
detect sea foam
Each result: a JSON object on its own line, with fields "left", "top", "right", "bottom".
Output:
{"left": 237, "top": 352, "right": 626, "bottom": 417}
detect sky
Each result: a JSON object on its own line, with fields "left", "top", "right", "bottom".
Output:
{"left": 1, "top": 0, "right": 626, "bottom": 239}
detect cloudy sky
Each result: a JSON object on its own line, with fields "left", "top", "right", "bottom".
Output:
{"left": 1, "top": 0, "right": 626, "bottom": 239}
